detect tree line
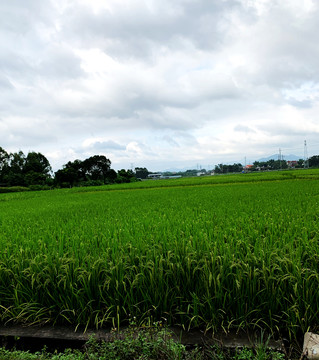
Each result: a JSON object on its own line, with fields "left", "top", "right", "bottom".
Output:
{"left": 0, "top": 146, "right": 138, "bottom": 189}
{"left": 0, "top": 147, "right": 52, "bottom": 187}
{"left": 54, "top": 156, "right": 136, "bottom": 187}
{"left": 1, "top": 145, "right": 319, "bottom": 189}
{"left": 215, "top": 156, "right": 319, "bottom": 173}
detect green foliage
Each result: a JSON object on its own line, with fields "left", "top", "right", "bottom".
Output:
{"left": 252, "top": 159, "right": 288, "bottom": 171}
{"left": 28, "top": 185, "right": 51, "bottom": 191}
{"left": 82, "top": 155, "right": 111, "bottom": 182}
{"left": 116, "top": 169, "right": 136, "bottom": 183}
{"left": 234, "top": 347, "right": 285, "bottom": 360}
{"left": 309, "top": 155, "right": 319, "bottom": 168}
{"left": 80, "top": 180, "right": 104, "bottom": 187}
{"left": 83, "top": 328, "right": 187, "bottom": 359}
{"left": 0, "top": 329, "right": 287, "bottom": 359}
{"left": 135, "top": 167, "right": 150, "bottom": 179}
{"left": 54, "top": 156, "right": 116, "bottom": 187}
{"left": 234, "top": 348, "right": 255, "bottom": 360}
{"left": 0, "top": 347, "right": 84, "bottom": 359}
{"left": 214, "top": 163, "right": 243, "bottom": 173}
{"left": 24, "top": 152, "right": 52, "bottom": 182}
{"left": 0, "top": 147, "right": 52, "bottom": 187}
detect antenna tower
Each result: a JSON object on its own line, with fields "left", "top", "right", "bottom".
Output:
{"left": 304, "top": 140, "right": 308, "bottom": 169}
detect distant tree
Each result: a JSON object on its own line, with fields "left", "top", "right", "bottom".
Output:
{"left": 253, "top": 161, "right": 269, "bottom": 171}
{"left": 3, "top": 151, "right": 26, "bottom": 186}
{"left": 0, "top": 147, "right": 9, "bottom": 171}
{"left": 24, "top": 152, "right": 51, "bottom": 175}
{"left": 297, "top": 159, "right": 304, "bottom": 168}
{"left": 265, "top": 159, "right": 287, "bottom": 170}
{"left": 280, "top": 160, "right": 288, "bottom": 169}
{"left": 23, "top": 152, "right": 52, "bottom": 185}
{"left": 9, "top": 151, "right": 26, "bottom": 173}
{"left": 214, "top": 164, "right": 223, "bottom": 174}
{"left": 214, "top": 163, "right": 243, "bottom": 174}
{"left": 55, "top": 155, "right": 116, "bottom": 187}
{"left": 116, "top": 169, "right": 136, "bottom": 183}
{"left": 228, "top": 163, "right": 243, "bottom": 173}
{"left": 184, "top": 169, "right": 198, "bottom": 177}
{"left": 64, "top": 159, "right": 86, "bottom": 183}
{"left": 309, "top": 155, "right": 319, "bottom": 168}
{"left": 83, "top": 155, "right": 111, "bottom": 182}
{"left": 105, "top": 169, "right": 117, "bottom": 183}
{"left": 135, "top": 167, "right": 149, "bottom": 179}
{"left": 0, "top": 147, "right": 9, "bottom": 184}
{"left": 55, "top": 167, "right": 78, "bottom": 188}
{"left": 267, "top": 159, "right": 275, "bottom": 169}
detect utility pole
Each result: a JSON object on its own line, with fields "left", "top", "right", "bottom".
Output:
{"left": 279, "top": 148, "right": 282, "bottom": 169}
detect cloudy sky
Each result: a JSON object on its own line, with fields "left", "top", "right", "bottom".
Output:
{"left": 1, "top": 0, "right": 319, "bottom": 171}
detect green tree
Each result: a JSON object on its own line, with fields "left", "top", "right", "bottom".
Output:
{"left": 105, "top": 169, "right": 117, "bottom": 183}
{"left": 64, "top": 159, "right": 86, "bottom": 183}
{"left": 55, "top": 167, "right": 78, "bottom": 187}
{"left": 83, "top": 155, "right": 111, "bottom": 182}
{"left": 135, "top": 167, "right": 149, "bottom": 179}
{"left": 23, "top": 152, "right": 52, "bottom": 185}
{"left": 309, "top": 155, "right": 319, "bottom": 168}
{"left": 4, "top": 151, "right": 26, "bottom": 186}
{"left": 55, "top": 156, "right": 116, "bottom": 187}
{"left": 297, "top": 159, "right": 304, "bottom": 168}
{"left": 24, "top": 152, "right": 52, "bottom": 175}
{"left": 117, "top": 169, "right": 136, "bottom": 183}
{"left": 0, "top": 147, "right": 9, "bottom": 184}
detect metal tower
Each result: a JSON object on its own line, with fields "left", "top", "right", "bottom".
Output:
{"left": 304, "top": 140, "right": 308, "bottom": 169}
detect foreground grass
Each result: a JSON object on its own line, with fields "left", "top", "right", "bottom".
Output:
{"left": 0, "top": 169, "right": 318, "bottom": 338}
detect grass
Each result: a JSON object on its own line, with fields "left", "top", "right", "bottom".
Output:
{"left": 0, "top": 169, "right": 318, "bottom": 339}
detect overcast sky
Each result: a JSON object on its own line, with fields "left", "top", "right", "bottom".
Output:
{"left": 1, "top": 0, "right": 319, "bottom": 171}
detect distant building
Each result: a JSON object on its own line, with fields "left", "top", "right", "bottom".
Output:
{"left": 163, "top": 175, "right": 182, "bottom": 179}
{"left": 244, "top": 164, "right": 253, "bottom": 170}
{"left": 148, "top": 173, "right": 182, "bottom": 180}
{"left": 148, "top": 173, "right": 162, "bottom": 179}
{"left": 287, "top": 160, "right": 298, "bottom": 168}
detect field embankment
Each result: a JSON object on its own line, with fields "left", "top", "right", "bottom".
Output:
{"left": 0, "top": 169, "right": 318, "bottom": 339}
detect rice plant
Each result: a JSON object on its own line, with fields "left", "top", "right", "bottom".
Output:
{"left": 0, "top": 170, "right": 318, "bottom": 339}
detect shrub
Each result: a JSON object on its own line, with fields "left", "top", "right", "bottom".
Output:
{"left": 0, "top": 186, "right": 30, "bottom": 193}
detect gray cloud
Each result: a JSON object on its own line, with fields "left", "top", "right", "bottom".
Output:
{"left": 61, "top": 0, "right": 242, "bottom": 58}
{"left": 87, "top": 140, "right": 126, "bottom": 151}
{"left": 36, "top": 47, "right": 84, "bottom": 79}
{"left": 0, "top": 75, "right": 13, "bottom": 89}
{"left": 234, "top": 125, "right": 256, "bottom": 133}
{"left": 161, "top": 135, "right": 180, "bottom": 147}
{"left": 0, "top": 0, "right": 53, "bottom": 34}
{"left": 256, "top": 121, "right": 319, "bottom": 137}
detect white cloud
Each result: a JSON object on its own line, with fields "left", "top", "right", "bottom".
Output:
{"left": 0, "top": 0, "right": 319, "bottom": 171}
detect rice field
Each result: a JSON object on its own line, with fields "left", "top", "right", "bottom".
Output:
{"left": 0, "top": 170, "right": 319, "bottom": 338}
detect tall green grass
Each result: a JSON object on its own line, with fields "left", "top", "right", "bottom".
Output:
{"left": 0, "top": 171, "right": 318, "bottom": 338}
